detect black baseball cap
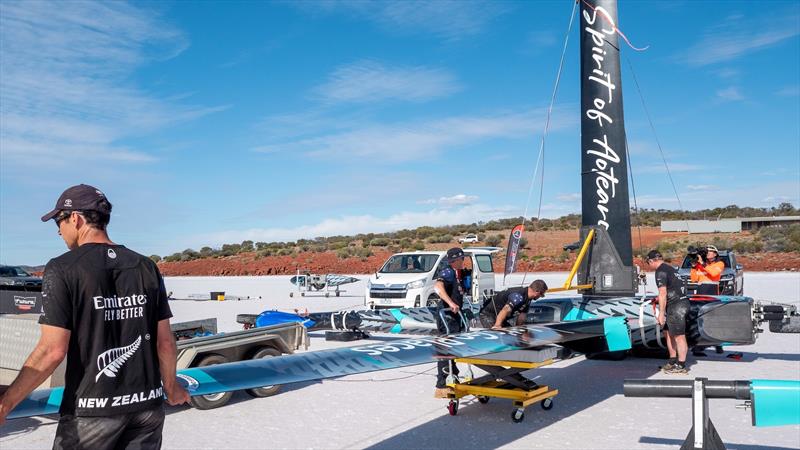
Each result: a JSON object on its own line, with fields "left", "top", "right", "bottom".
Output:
{"left": 646, "top": 250, "right": 663, "bottom": 261}
{"left": 41, "top": 184, "right": 111, "bottom": 222}
{"left": 446, "top": 247, "right": 465, "bottom": 261}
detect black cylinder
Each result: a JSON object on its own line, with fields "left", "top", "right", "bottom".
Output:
{"left": 761, "top": 305, "right": 786, "bottom": 313}
{"left": 623, "top": 379, "right": 751, "bottom": 400}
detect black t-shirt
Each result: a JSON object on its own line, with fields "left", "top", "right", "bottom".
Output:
{"left": 481, "top": 287, "right": 530, "bottom": 323}
{"left": 39, "top": 243, "right": 172, "bottom": 416}
{"left": 655, "top": 262, "right": 684, "bottom": 303}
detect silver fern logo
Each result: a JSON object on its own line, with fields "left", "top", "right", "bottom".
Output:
{"left": 95, "top": 336, "right": 142, "bottom": 382}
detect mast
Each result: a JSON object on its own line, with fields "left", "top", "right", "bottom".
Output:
{"left": 578, "top": 0, "right": 636, "bottom": 297}
{"left": 579, "top": 0, "right": 633, "bottom": 264}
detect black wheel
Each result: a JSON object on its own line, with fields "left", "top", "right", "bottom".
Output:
{"left": 478, "top": 396, "right": 490, "bottom": 404}
{"left": 448, "top": 400, "right": 459, "bottom": 416}
{"left": 511, "top": 408, "right": 525, "bottom": 423}
{"left": 335, "top": 291, "right": 340, "bottom": 297}
{"left": 245, "top": 347, "right": 282, "bottom": 397}
{"left": 189, "top": 355, "right": 233, "bottom": 410}
{"left": 300, "top": 292, "right": 305, "bottom": 297}
{"left": 541, "top": 398, "right": 554, "bottom": 410}
{"left": 325, "top": 293, "right": 330, "bottom": 297}
{"left": 426, "top": 295, "right": 439, "bottom": 307}
{"left": 289, "top": 292, "right": 294, "bottom": 298}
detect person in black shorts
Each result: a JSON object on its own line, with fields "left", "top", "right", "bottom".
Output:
{"left": 480, "top": 280, "right": 548, "bottom": 329}
{"left": 646, "top": 249, "right": 689, "bottom": 374}
{"left": 432, "top": 247, "right": 470, "bottom": 398}
{"left": 0, "top": 184, "right": 190, "bottom": 448}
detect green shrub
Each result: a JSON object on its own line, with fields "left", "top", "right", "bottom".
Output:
{"left": 370, "top": 238, "right": 391, "bottom": 247}
{"left": 149, "top": 255, "right": 161, "bottom": 263}
{"left": 485, "top": 234, "right": 503, "bottom": 247}
{"left": 413, "top": 241, "right": 426, "bottom": 251}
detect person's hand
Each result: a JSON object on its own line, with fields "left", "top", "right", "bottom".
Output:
{"left": 448, "top": 303, "right": 460, "bottom": 314}
{"left": 657, "top": 314, "right": 666, "bottom": 327}
{"left": 491, "top": 324, "right": 503, "bottom": 330}
{"left": 164, "top": 384, "right": 190, "bottom": 406}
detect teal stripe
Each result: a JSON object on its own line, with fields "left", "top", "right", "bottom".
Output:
{"left": 563, "top": 308, "right": 596, "bottom": 321}
{"left": 47, "top": 388, "right": 64, "bottom": 409}
{"left": 752, "top": 379, "right": 800, "bottom": 427}
{"left": 602, "top": 316, "right": 631, "bottom": 352}
{"left": 389, "top": 309, "right": 407, "bottom": 333}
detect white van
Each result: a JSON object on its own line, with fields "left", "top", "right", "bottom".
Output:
{"left": 365, "top": 248, "right": 500, "bottom": 309}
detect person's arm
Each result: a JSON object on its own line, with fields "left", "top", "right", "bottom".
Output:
{"left": 0, "top": 325, "right": 69, "bottom": 424}
{"left": 657, "top": 286, "right": 667, "bottom": 327}
{"left": 156, "top": 319, "right": 190, "bottom": 406}
{"left": 434, "top": 279, "right": 460, "bottom": 313}
{"left": 493, "top": 305, "right": 512, "bottom": 329}
{"left": 705, "top": 261, "right": 724, "bottom": 281}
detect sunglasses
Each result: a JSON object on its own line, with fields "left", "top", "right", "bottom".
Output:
{"left": 55, "top": 211, "right": 74, "bottom": 227}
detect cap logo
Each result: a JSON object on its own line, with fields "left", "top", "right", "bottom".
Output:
{"left": 64, "top": 199, "right": 72, "bottom": 208}
{"left": 107, "top": 249, "right": 117, "bottom": 259}
{"left": 96, "top": 190, "right": 104, "bottom": 197}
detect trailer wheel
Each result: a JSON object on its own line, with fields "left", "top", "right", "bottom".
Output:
{"left": 189, "top": 355, "right": 233, "bottom": 410}
{"left": 245, "top": 347, "right": 282, "bottom": 398}
{"left": 541, "top": 398, "right": 553, "bottom": 410}
{"left": 448, "top": 400, "right": 459, "bottom": 416}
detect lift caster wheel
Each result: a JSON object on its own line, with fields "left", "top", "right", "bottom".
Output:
{"left": 477, "top": 396, "right": 490, "bottom": 404}
{"left": 325, "top": 293, "right": 330, "bottom": 297}
{"left": 289, "top": 293, "right": 293, "bottom": 298}
{"left": 511, "top": 408, "right": 525, "bottom": 423}
{"left": 448, "top": 400, "right": 459, "bottom": 416}
{"left": 541, "top": 398, "right": 553, "bottom": 410}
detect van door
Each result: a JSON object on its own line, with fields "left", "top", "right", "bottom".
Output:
{"left": 472, "top": 254, "right": 496, "bottom": 302}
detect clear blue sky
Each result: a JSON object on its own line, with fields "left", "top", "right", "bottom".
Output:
{"left": 1, "top": 0, "right": 798, "bottom": 265}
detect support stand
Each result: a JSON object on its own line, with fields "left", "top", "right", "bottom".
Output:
{"left": 681, "top": 378, "right": 726, "bottom": 450}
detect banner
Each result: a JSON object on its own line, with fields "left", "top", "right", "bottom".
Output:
{"left": 504, "top": 224, "right": 525, "bottom": 281}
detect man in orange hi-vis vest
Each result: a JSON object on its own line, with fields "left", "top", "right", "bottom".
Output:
{"left": 690, "top": 245, "right": 725, "bottom": 295}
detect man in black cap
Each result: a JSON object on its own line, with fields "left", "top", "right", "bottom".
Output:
{"left": 646, "top": 250, "right": 689, "bottom": 374}
{"left": 433, "top": 247, "right": 470, "bottom": 398}
{"left": 0, "top": 184, "right": 190, "bottom": 448}
{"left": 480, "top": 279, "right": 548, "bottom": 329}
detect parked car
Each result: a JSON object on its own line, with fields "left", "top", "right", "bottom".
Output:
{"left": 458, "top": 234, "right": 479, "bottom": 244}
{"left": 365, "top": 248, "right": 500, "bottom": 309}
{"left": 676, "top": 249, "right": 744, "bottom": 296}
{"left": 562, "top": 241, "right": 581, "bottom": 252}
{"left": 0, "top": 265, "right": 42, "bottom": 289}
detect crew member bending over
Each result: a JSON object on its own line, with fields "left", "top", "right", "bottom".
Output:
{"left": 480, "top": 280, "right": 548, "bottom": 329}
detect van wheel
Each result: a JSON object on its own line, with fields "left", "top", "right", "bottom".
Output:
{"left": 189, "top": 355, "right": 233, "bottom": 410}
{"left": 426, "top": 295, "right": 439, "bottom": 307}
{"left": 245, "top": 347, "right": 282, "bottom": 397}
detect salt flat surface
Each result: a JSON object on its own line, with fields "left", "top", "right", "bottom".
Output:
{"left": 2, "top": 272, "right": 798, "bottom": 449}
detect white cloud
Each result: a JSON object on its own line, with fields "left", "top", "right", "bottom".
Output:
{"left": 776, "top": 85, "right": 800, "bottom": 97}
{"left": 418, "top": 194, "right": 479, "bottom": 207}
{"left": 556, "top": 193, "right": 580, "bottom": 202}
{"left": 254, "top": 107, "right": 575, "bottom": 162}
{"left": 297, "top": 0, "right": 508, "bottom": 41}
{"left": 687, "top": 184, "right": 718, "bottom": 191}
{"left": 716, "top": 86, "right": 744, "bottom": 101}
{"left": 186, "top": 203, "right": 517, "bottom": 249}
{"left": 682, "top": 11, "right": 799, "bottom": 66}
{"left": 314, "top": 60, "right": 461, "bottom": 104}
{"left": 0, "top": 1, "right": 222, "bottom": 171}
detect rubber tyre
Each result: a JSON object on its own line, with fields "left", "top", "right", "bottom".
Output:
{"left": 426, "top": 295, "right": 439, "bottom": 307}
{"left": 189, "top": 355, "right": 233, "bottom": 410}
{"left": 236, "top": 314, "right": 258, "bottom": 326}
{"left": 511, "top": 408, "right": 525, "bottom": 423}
{"left": 289, "top": 292, "right": 294, "bottom": 298}
{"left": 245, "top": 347, "right": 282, "bottom": 397}
{"left": 335, "top": 291, "right": 340, "bottom": 297}
{"left": 448, "top": 400, "right": 458, "bottom": 416}
{"left": 478, "top": 396, "right": 490, "bottom": 404}
{"left": 541, "top": 398, "right": 553, "bottom": 410}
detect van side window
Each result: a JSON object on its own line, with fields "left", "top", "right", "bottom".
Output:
{"left": 476, "top": 255, "right": 493, "bottom": 272}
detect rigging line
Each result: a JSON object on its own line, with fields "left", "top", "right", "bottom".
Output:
{"left": 625, "top": 138, "right": 645, "bottom": 258}
{"left": 624, "top": 55, "right": 684, "bottom": 213}
{"left": 579, "top": 0, "right": 649, "bottom": 52}
{"left": 519, "top": 0, "right": 578, "bottom": 288}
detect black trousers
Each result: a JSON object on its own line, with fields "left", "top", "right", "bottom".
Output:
{"left": 435, "top": 304, "right": 463, "bottom": 388}
{"left": 53, "top": 406, "right": 165, "bottom": 450}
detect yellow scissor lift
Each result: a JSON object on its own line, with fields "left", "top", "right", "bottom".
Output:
{"left": 445, "top": 352, "right": 559, "bottom": 423}
{"left": 443, "top": 229, "right": 598, "bottom": 423}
